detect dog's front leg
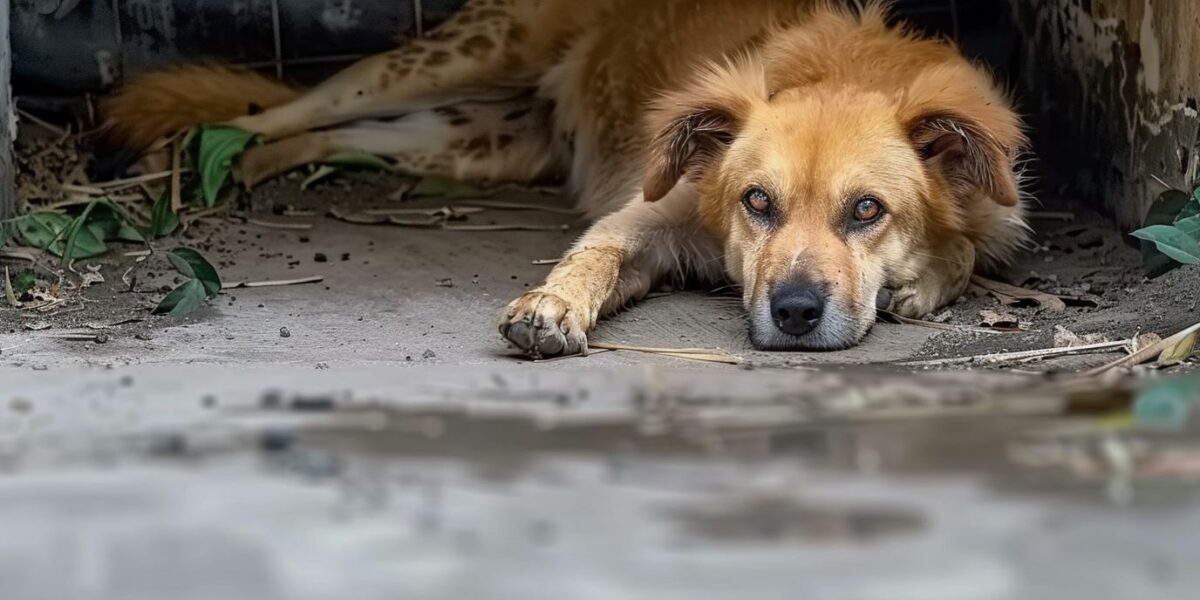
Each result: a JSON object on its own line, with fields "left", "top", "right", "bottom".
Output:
{"left": 228, "top": 1, "right": 538, "bottom": 141}
{"left": 890, "top": 236, "right": 976, "bottom": 319}
{"left": 500, "top": 188, "right": 714, "bottom": 357}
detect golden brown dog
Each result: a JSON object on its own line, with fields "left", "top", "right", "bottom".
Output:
{"left": 101, "top": 0, "right": 1028, "bottom": 355}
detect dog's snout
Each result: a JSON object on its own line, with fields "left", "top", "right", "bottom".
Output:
{"left": 770, "top": 283, "right": 826, "bottom": 336}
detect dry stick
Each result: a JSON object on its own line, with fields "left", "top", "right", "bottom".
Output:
{"left": 222, "top": 276, "right": 325, "bottom": 290}
{"left": 902, "top": 339, "right": 1132, "bottom": 368}
{"left": 454, "top": 199, "right": 583, "bottom": 214}
{"left": 0, "top": 249, "right": 38, "bottom": 262}
{"left": 1085, "top": 321, "right": 1200, "bottom": 376}
{"left": 92, "top": 171, "right": 180, "bottom": 189}
{"left": 170, "top": 137, "right": 183, "bottom": 213}
{"left": 4, "top": 267, "right": 18, "bottom": 308}
{"left": 588, "top": 341, "right": 743, "bottom": 365}
{"left": 245, "top": 217, "right": 314, "bottom": 231}
{"left": 533, "top": 348, "right": 617, "bottom": 363}
{"left": 16, "top": 108, "right": 68, "bottom": 137}
{"left": 181, "top": 204, "right": 232, "bottom": 228}
{"left": 531, "top": 258, "right": 561, "bottom": 265}
{"left": 364, "top": 206, "right": 486, "bottom": 216}
{"left": 42, "top": 194, "right": 143, "bottom": 210}
{"left": 47, "top": 333, "right": 110, "bottom": 343}
{"left": 328, "top": 205, "right": 385, "bottom": 224}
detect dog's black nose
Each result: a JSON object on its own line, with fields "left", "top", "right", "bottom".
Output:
{"left": 770, "top": 284, "right": 825, "bottom": 336}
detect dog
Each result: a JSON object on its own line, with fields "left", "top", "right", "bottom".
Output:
{"left": 99, "top": 0, "right": 1028, "bottom": 356}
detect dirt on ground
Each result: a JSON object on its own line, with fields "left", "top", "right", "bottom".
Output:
{"left": 3, "top": 132, "right": 1199, "bottom": 374}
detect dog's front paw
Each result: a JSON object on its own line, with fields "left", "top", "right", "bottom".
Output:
{"left": 890, "top": 275, "right": 963, "bottom": 319}
{"left": 890, "top": 286, "right": 939, "bottom": 319}
{"left": 500, "top": 291, "right": 591, "bottom": 358}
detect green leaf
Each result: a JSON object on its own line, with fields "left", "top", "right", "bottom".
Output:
{"left": 197, "top": 126, "right": 259, "bottom": 205}
{"left": 1174, "top": 214, "right": 1200, "bottom": 238}
{"left": 166, "top": 247, "right": 221, "bottom": 297}
{"left": 150, "top": 192, "right": 180, "bottom": 238}
{"left": 1145, "top": 189, "right": 1192, "bottom": 226}
{"left": 1142, "top": 189, "right": 1193, "bottom": 277}
{"left": 1131, "top": 225, "right": 1200, "bottom": 265}
{"left": 11, "top": 269, "right": 37, "bottom": 295}
{"left": 116, "top": 223, "right": 148, "bottom": 243}
{"left": 15, "top": 212, "right": 72, "bottom": 249}
{"left": 61, "top": 202, "right": 108, "bottom": 263}
{"left": 1181, "top": 187, "right": 1200, "bottom": 221}
{"left": 153, "top": 278, "right": 209, "bottom": 317}
{"left": 86, "top": 202, "right": 146, "bottom": 244}
{"left": 409, "top": 175, "right": 493, "bottom": 199}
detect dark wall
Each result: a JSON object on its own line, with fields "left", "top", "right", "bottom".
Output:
{"left": 12, "top": 0, "right": 468, "bottom": 92}
{"left": 1014, "top": 0, "right": 1200, "bottom": 228}
{"left": 13, "top": 0, "right": 1013, "bottom": 93}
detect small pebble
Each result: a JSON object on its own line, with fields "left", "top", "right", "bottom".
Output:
{"left": 280, "top": 327, "right": 292, "bottom": 338}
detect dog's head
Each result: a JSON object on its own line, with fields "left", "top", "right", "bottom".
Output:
{"left": 643, "top": 18, "right": 1024, "bottom": 350}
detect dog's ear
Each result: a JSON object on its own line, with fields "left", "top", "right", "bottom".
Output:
{"left": 643, "top": 59, "right": 767, "bottom": 202}
{"left": 900, "top": 65, "right": 1026, "bottom": 207}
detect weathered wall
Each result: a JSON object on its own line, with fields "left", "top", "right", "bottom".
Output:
{"left": 1, "top": 0, "right": 13, "bottom": 227}
{"left": 1016, "top": 0, "right": 1200, "bottom": 228}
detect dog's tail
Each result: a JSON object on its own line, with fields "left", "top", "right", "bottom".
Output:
{"left": 94, "top": 64, "right": 299, "bottom": 176}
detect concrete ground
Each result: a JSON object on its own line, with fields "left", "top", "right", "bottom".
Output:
{"left": 2, "top": 184, "right": 932, "bottom": 371}
{"left": 3, "top": 175, "right": 1200, "bottom": 599}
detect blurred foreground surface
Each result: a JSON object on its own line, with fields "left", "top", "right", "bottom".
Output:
{"left": 2, "top": 365, "right": 1199, "bottom": 600}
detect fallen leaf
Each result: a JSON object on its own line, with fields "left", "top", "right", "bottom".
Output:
{"left": 328, "top": 205, "right": 387, "bottom": 224}
{"left": 970, "top": 275, "right": 1067, "bottom": 313}
{"left": 1134, "top": 333, "right": 1163, "bottom": 354}
{"left": 1053, "top": 325, "right": 1109, "bottom": 348}
{"left": 79, "top": 271, "right": 104, "bottom": 288}
{"left": 978, "top": 308, "right": 1023, "bottom": 330}
{"left": 1158, "top": 330, "right": 1198, "bottom": 366}
{"left": 196, "top": 126, "right": 259, "bottom": 204}
{"left": 1088, "top": 323, "right": 1200, "bottom": 376}
{"left": 154, "top": 278, "right": 208, "bottom": 317}
{"left": 166, "top": 247, "right": 221, "bottom": 296}
{"left": 1130, "top": 225, "right": 1200, "bottom": 265}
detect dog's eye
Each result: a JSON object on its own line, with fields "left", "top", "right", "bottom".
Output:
{"left": 743, "top": 187, "right": 772, "bottom": 215}
{"left": 852, "top": 197, "right": 884, "bottom": 223}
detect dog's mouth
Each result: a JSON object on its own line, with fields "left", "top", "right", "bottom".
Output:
{"left": 746, "top": 288, "right": 891, "bottom": 351}
{"left": 748, "top": 319, "right": 866, "bottom": 351}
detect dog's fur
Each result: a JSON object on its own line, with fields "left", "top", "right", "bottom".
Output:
{"left": 100, "top": 0, "right": 1029, "bottom": 355}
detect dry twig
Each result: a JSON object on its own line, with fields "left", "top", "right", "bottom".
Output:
{"left": 1086, "top": 322, "right": 1200, "bottom": 376}
{"left": 222, "top": 276, "right": 325, "bottom": 290}
{"left": 588, "top": 342, "right": 743, "bottom": 365}
{"left": 246, "top": 217, "right": 314, "bottom": 231}
{"left": 902, "top": 339, "right": 1131, "bottom": 368}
